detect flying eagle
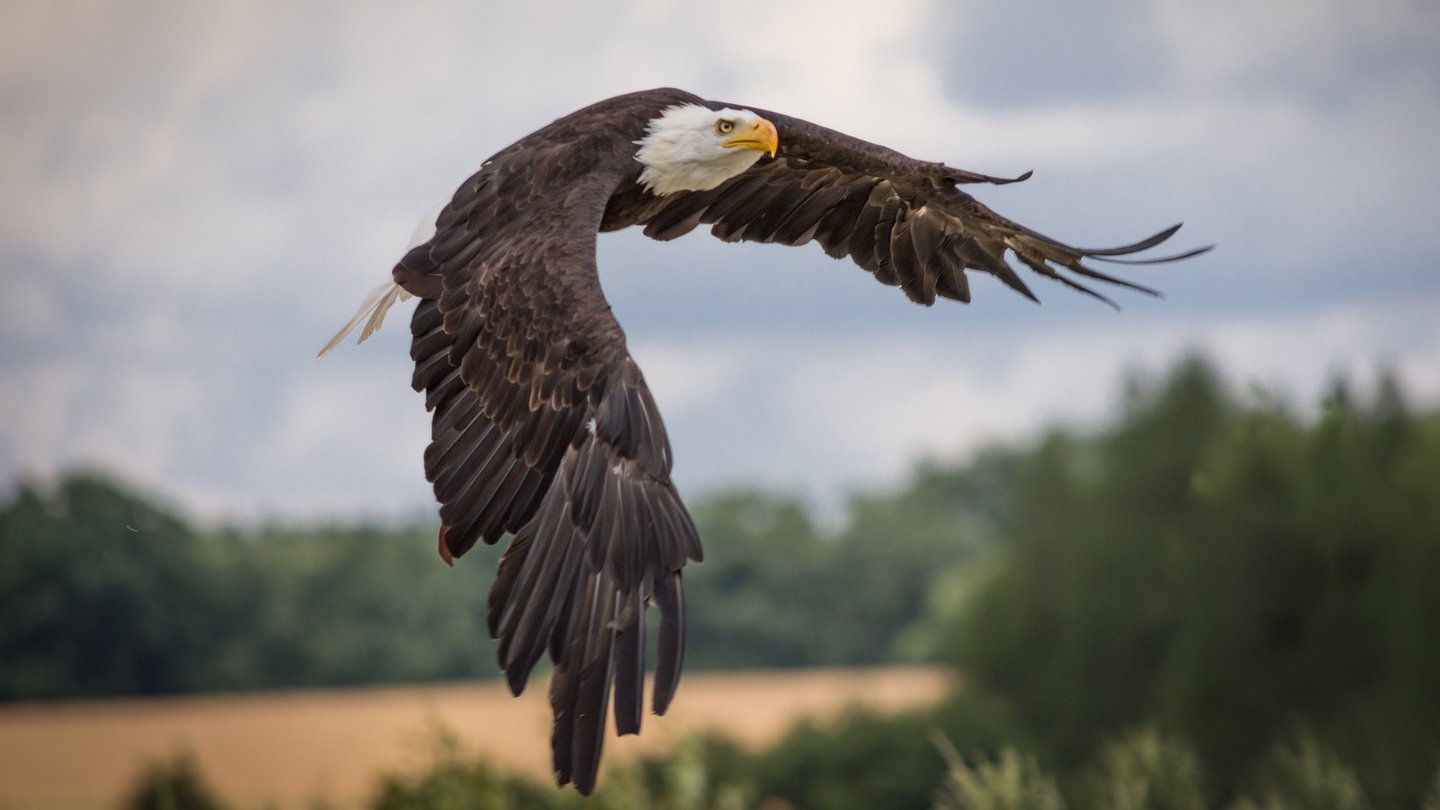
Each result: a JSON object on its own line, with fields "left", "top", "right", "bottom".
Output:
{"left": 321, "top": 87, "right": 1207, "bottom": 794}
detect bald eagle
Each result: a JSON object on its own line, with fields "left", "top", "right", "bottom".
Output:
{"left": 321, "top": 87, "right": 1207, "bottom": 794}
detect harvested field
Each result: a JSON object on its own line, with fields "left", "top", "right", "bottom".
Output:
{"left": 0, "top": 666, "right": 949, "bottom": 809}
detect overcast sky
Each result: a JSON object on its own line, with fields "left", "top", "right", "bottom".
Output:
{"left": 3, "top": 0, "right": 1438, "bottom": 522}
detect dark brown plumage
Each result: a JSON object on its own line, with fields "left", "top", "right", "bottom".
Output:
{"left": 386, "top": 87, "right": 1207, "bottom": 794}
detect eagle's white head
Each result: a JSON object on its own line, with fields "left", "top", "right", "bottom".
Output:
{"left": 635, "top": 104, "right": 778, "bottom": 196}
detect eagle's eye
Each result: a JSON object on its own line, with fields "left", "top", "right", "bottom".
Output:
{"left": 715, "top": 119, "right": 735, "bottom": 135}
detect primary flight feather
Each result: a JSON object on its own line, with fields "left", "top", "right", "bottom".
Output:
{"left": 321, "top": 87, "right": 1208, "bottom": 794}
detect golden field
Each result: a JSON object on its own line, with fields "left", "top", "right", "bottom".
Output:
{"left": 0, "top": 666, "right": 948, "bottom": 810}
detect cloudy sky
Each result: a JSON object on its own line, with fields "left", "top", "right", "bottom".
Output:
{"left": 3, "top": 0, "right": 1438, "bottom": 522}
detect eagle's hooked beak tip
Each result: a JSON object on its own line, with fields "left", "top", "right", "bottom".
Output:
{"left": 726, "top": 118, "right": 778, "bottom": 158}
{"left": 759, "top": 118, "right": 778, "bottom": 158}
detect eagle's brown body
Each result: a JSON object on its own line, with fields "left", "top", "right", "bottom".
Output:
{"left": 381, "top": 87, "right": 1204, "bottom": 793}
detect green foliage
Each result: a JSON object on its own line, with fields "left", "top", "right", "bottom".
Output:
{"left": 592, "top": 734, "right": 756, "bottom": 810}
{"left": 949, "top": 357, "right": 1440, "bottom": 802}
{"left": 1228, "top": 734, "right": 1372, "bottom": 810}
{"left": 209, "top": 523, "right": 501, "bottom": 689}
{"left": 0, "top": 471, "right": 977, "bottom": 697}
{"left": 359, "top": 721, "right": 1440, "bottom": 810}
{"left": 683, "top": 492, "right": 832, "bottom": 669}
{"left": 1086, "top": 728, "right": 1206, "bottom": 810}
{"left": 0, "top": 472, "right": 229, "bottom": 698}
{"left": 121, "top": 750, "right": 230, "bottom": 810}
{"left": 1423, "top": 766, "right": 1440, "bottom": 810}
{"left": 0, "top": 473, "right": 504, "bottom": 697}
{"left": 751, "top": 708, "right": 950, "bottom": 810}
{"left": 684, "top": 482, "right": 983, "bottom": 669}
{"left": 824, "top": 459, "right": 1000, "bottom": 663}
{"left": 366, "top": 722, "right": 577, "bottom": 810}
{"left": 370, "top": 729, "right": 755, "bottom": 810}
{"left": 933, "top": 739, "right": 1065, "bottom": 810}
{"left": 371, "top": 754, "right": 571, "bottom": 810}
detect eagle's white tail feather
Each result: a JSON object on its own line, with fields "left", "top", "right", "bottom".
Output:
{"left": 316, "top": 279, "right": 413, "bottom": 358}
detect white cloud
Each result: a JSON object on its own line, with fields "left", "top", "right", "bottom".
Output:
{"left": 1, "top": 0, "right": 1437, "bottom": 523}
{"left": 0, "top": 356, "right": 207, "bottom": 491}
{"left": 236, "top": 361, "right": 433, "bottom": 518}
{"left": 644, "top": 297, "right": 1440, "bottom": 508}
{"left": 628, "top": 339, "right": 750, "bottom": 418}
{"left": 1152, "top": 0, "right": 1440, "bottom": 89}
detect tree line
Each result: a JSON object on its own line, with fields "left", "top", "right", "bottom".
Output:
{"left": 0, "top": 435, "right": 979, "bottom": 700}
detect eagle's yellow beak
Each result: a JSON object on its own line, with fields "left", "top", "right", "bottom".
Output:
{"left": 724, "top": 118, "right": 779, "bottom": 158}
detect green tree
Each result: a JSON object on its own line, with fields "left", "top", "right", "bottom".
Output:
{"left": 949, "top": 357, "right": 1440, "bottom": 803}
{"left": 684, "top": 492, "right": 830, "bottom": 668}
{"left": 222, "top": 524, "right": 499, "bottom": 688}
{"left": 0, "top": 472, "right": 228, "bottom": 698}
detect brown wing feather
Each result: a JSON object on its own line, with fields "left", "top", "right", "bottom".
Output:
{"left": 606, "top": 107, "right": 1209, "bottom": 308}
{"left": 398, "top": 88, "right": 704, "bottom": 796}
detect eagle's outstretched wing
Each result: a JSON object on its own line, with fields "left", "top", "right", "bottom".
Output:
{"left": 401, "top": 122, "right": 702, "bottom": 794}
{"left": 606, "top": 106, "right": 1208, "bottom": 307}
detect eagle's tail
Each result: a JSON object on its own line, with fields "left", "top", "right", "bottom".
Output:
{"left": 316, "top": 279, "right": 413, "bottom": 358}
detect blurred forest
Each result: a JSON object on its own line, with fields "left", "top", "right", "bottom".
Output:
{"left": 6, "top": 355, "right": 1440, "bottom": 808}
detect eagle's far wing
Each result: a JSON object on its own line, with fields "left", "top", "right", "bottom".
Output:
{"left": 626, "top": 108, "right": 1209, "bottom": 307}
{"left": 403, "top": 152, "right": 701, "bottom": 795}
